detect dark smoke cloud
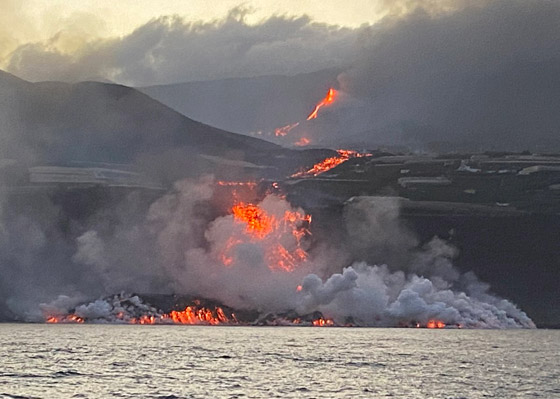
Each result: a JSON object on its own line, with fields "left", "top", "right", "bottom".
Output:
{"left": 334, "top": 0, "right": 560, "bottom": 151}
{"left": 6, "top": 1, "right": 560, "bottom": 151}
{"left": 6, "top": 8, "right": 359, "bottom": 86}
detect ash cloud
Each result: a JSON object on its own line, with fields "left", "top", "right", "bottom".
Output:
{"left": 5, "top": 1, "right": 560, "bottom": 151}
{"left": 5, "top": 8, "right": 360, "bottom": 86}
{"left": 332, "top": 0, "right": 560, "bottom": 151}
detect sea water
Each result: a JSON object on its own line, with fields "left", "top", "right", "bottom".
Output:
{"left": 1, "top": 324, "right": 558, "bottom": 398}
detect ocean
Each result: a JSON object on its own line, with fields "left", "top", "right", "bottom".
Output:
{"left": 1, "top": 324, "right": 558, "bottom": 399}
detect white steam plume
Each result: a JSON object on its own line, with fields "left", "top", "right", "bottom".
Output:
{"left": 36, "top": 178, "right": 535, "bottom": 328}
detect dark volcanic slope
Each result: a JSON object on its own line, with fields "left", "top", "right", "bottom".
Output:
{"left": 0, "top": 70, "right": 288, "bottom": 180}
{"left": 140, "top": 68, "right": 341, "bottom": 135}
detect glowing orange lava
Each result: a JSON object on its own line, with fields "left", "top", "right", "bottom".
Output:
{"left": 46, "top": 315, "right": 84, "bottom": 324}
{"left": 307, "top": 88, "right": 337, "bottom": 120}
{"left": 46, "top": 305, "right": 236, "bottom": 325}
{"left": 270, "top": 87, "right": 338, "bottom": 143}
{"left": 294, "top": 137, "right": 311, "bottom": 147}
{"left": 312, "top": 318, "right": 335, "bottom": 327}
{"left": 426, "top": 320, "right": 446, "bottom": 329}
{"left": 275, "top": 122, "right": 300, "bottom": 137}
{"left": 166, "top": 306, "right": 233, "bottom": 325}
{"left": 291, "top": 149, "right": 371, "bottom": 178}
{"left": 224, "top": 199, "right": 312, "bottom": 272}
{"left": 232, "top": 203, "right": 275, "bottom": 239}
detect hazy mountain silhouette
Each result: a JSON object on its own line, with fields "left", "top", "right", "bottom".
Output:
{"left": 140, "top": 68, "right": 341, "bottom": 135}
{"left": 0, "top": 70, "right": 306, "bottom": 181}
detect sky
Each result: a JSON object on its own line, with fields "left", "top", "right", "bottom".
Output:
{"left": 2, "top": 0, "right": 559, "bottom": 151}
{"left": 0, "top": 0, "right": 386, "bottom": 57}
{"left": 0, "top": 0, "right": 489, "bottom": 84}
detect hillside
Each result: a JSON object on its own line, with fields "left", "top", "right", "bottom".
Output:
{"left": 0, "top": 70, "right": 298, "bottom": 182}
{"left": 140, "top": 68, "right": 341, "bottom": 135}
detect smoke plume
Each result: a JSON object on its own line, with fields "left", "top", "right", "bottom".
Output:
{"left": 1, "top": 177, "right": 532, "bottom": 328}
{"left": 331, "top": 0, "right": 560, "bottom": 151}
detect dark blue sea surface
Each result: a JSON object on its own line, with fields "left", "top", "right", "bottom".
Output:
{"left": 0, "top": 324, "right": 558, "bottom": 398}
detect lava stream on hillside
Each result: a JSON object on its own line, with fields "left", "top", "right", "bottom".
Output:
{"left": 291, "top": 149, "right": 371, "bottom": 177}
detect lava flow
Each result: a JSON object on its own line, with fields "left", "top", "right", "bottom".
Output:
{"left": 269, "top": 87, "right": 338, "bottom": 146}
{"left": 312, "top": 318, "right": 335, "bottom": 327}
{"left": 274, "top": 122, "right": 300, "bottom": 137}
{"left": 426, "top": 320, "right": 446, "bottom": 329}
{"left": 307, "top": 88, "right": 337, "bottom": 120}
{"left": 46, "top": 304, "right": 236, "bottom": 325}
{"left": 291, "top": 149, "right": 371, "bottom": 178}
{"left": 221, "top": 197, "right": 312, "bottom": 272}
{"left": 294, "top": 137, "right": 311, "bottom": 147}
{"left": 231, "top": 202, "right": 275, "bottom": 239}
{"left": 46, "top": 314, "right": 84, "bottom": 324}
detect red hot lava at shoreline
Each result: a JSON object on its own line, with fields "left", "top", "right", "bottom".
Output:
{"left": 46, "top": 305, "right": 237, "bottom": 325}
{"left": 426, "top": 320, "right": 446, "bottom": 329}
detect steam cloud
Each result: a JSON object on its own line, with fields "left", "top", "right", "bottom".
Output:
{"left": 0, "top": 177, "right": 533, "bottom": 328}
{"left": 0, "top": 1, "right": 550, "bottom": 327}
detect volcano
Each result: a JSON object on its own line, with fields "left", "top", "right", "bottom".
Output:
{"left": 0, "top": 70, "right": 334, "bottom": 183}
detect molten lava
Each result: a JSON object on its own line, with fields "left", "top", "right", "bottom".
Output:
{"left": 294, "top": 137, "right": 311, "bottom": 147}
{"left": 307, "top": 88, "right": 337, "bottom": 120}
{"left": 223, "top": 198, "right": 312, "bottom": 272}
{"left": 165, "top": 306, "right": 233, "bottom": 325}
{"left": 275, "top": 122, "right": 300, "bottom": 137}
{"left": 291, "top": 149, "right": 371, "bottom": 178}
{"left": 232, "top": 203, "right": 275, "bottom": 239}
{"left": 312, "top": 318, "right": 335, "bottom": 327}
{"left": 46, "top": 305, "right": 236, "bottom": 325}
{"left": 426, "top": 320, "right": 446, "bottom": 329}
{"left": 46, "top": 315, "right": 84, "bottom": 324}
{"left": 269, "top": 87, "right": 338, "bottom": 147}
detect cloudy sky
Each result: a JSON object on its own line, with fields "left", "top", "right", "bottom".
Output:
{"left": 2, "top": 0, "right": 558, "bottom": 150}
{"left": 0, "top": 0, "right": 489, "bottom": 85}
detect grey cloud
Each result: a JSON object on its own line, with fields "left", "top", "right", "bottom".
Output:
{"left": 6, "top": 9, "right": 360, "bottom": 86}
{"left": 335, "top": 0, "right": 560, "bottom": 151}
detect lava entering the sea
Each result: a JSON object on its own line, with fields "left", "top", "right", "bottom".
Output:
{"left": 46, "top": 304, "right": 237, "bottom": 325}
{"left": 312, "top": 318, "right": 335, "bottom": 327}
{"left": 426, "top": 320, "right": 446, "bottom": 329}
